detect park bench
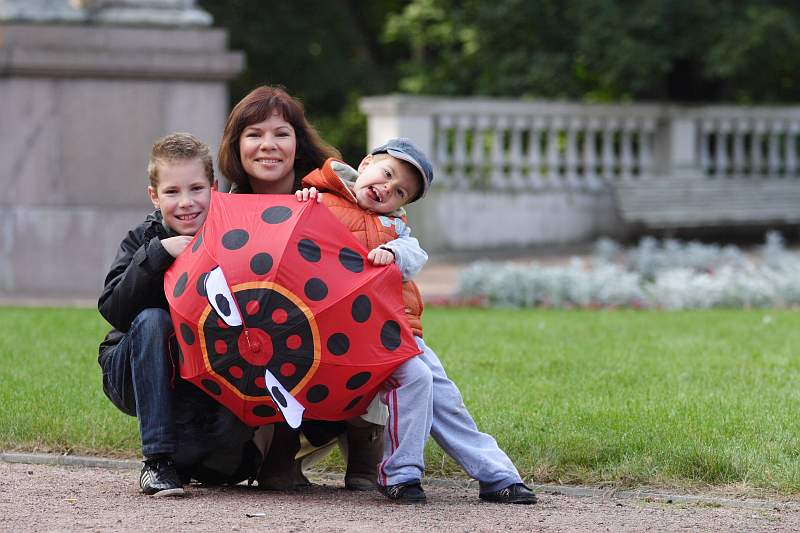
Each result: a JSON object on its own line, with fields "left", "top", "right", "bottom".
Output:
{"left": 612, "top": 177, "right": 800, "bottom": 228}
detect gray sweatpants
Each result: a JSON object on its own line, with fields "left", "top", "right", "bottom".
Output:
{"left": 378, "top": 336, "right": 523, "bottom": 492}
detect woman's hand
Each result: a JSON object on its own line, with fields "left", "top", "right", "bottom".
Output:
{"left": 161, "top": 235, "right": 193, "bottom": 258}
{"left": 295, "top": 187, "right": 323, "bottom": 203}
{"left": 368, "top": 247, "right": 395, "bottom": 266}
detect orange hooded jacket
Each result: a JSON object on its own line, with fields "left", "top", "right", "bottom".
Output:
{"left": 301, "top": 158, "right": 424, "bottom": 336}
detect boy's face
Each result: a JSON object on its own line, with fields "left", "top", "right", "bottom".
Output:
{"left": 148, "top": 158, "right": 212, "bottom": 236}
{"left": 353, "top": 155, "right": 421, "bottom": 214}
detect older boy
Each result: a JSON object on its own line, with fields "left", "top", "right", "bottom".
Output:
{"left": 298, "top": 138, "right": 536, "bottom": 505}
{"left": 98, "top": 133, "right": 213, "bottom": 496}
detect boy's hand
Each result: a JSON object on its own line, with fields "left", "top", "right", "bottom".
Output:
{"left": 295, "top": 187, "right": 323, "bottom": 203}
{"left": 161, "top": 235, "right": 193, "bottom": 258}
{"left": 368, "top": 247, "right": 395, "bottom": 266}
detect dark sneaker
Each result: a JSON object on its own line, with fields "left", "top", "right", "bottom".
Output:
{"left": 479, "top": 483, "right": 537, "bottom": 504}
{"left": 379, "top": 480, "right": 427, "bottom": 504}
{"left": 140, "top": 457, "right": 185, "bottom": 497}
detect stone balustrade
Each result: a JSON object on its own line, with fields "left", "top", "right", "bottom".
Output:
{"left": 360, "top": 96, "right": 800, "bottom": 250}
{"left": 362, "top": 96, "right": 800, "bottom": 187}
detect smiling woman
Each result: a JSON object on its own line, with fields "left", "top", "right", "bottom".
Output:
{"left": 172, "top": 87, "right": 389, "bottom": 493}
{"left": 218, "top": 85, "right": 339, "bottom": 195}
{"left": 238, "top": 115, "right": 297, "bottom": 194}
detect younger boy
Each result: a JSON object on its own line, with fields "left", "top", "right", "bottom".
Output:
{"left": 297, "top": 138, "right": 536, "bottom": 505}
{"left": 97, "top": 133, "right": 213, "bottom": 496}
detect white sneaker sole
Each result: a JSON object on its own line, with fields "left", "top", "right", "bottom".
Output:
{"left": 152, "top": 487, "right": 186, "bottom": 497}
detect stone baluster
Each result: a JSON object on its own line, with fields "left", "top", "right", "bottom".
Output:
{"left": 786, "top": 120, "right": 800, "bottom": 177}
{"left": 583, "top": 117, "right": 599, "bottom": 189}
{"left": 564, "top": 117, "right": 580, "bottom": 188}
{"left": 715, "top": 119, "right": 731, "bottom": 178}
{"left": 767, "top": 120, "right": 782, "bottom": 176}
{"left": 508, "top": 116, "right": 526, "bottom": 189}
{"left": 490, "top": 115, "right": 507, "bottom": 190}
{"left": 619, "top": 118, "right": 635, "bottom": 180}
{"left": 601, "top": 117, "right": 617, "bottom": 181}
{"left": 453, "top": 115, "right": 470, "bottom": 189}
{"left": 470, "top": 114, "right": 487, "bottom": 188}
{"left": 752, "top": 119, "right": 767, "bottom": 176}
{"left": 732, "top": 118, "right": 748, "bottom": 177}
{"left": 638, "top": 117, "right": 656, "bottom": 180}
{"left": 546, "top": 116, "right": 562, "bottom": 187}
{"left": 526, "top": 116, "right": 544, "bottom": 190}
{"left": 699, "top": 118, "right": 714, "bottom": 176}
{"left": 435, "top": 114, "right": 454, "bottom": 186}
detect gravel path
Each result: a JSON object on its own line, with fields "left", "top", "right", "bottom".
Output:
{"left": 2, "top": 461, "right": 798, "bottom": 532}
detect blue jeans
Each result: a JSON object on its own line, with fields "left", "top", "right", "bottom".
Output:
{"left": 102, "top": 308, "right": 177, "bottom": 457}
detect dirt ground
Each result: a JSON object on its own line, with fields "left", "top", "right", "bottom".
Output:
{"left": 2, "top": 461, "right": 799, "bottom": 532}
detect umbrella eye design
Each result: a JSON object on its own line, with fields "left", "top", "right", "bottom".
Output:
{"left": 205, "top": 266, "right": 243, "bottom": 327}
{"left": 264, "top": 368, "right": 305, "bottom": 428}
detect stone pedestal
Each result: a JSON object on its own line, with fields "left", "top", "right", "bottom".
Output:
{"left": 0, "top": 3, "right": 243, "bottom": 299}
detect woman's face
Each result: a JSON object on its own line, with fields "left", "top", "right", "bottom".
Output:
{"left": 239, "top": 112, "right": 297, "bottom": 194}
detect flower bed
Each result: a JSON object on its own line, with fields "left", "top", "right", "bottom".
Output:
{"left": 457, "top": 232, "right": 800, "bottom": 309}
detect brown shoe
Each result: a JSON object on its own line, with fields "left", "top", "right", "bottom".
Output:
{"left": 344, "top": 422, "right": 383, "bottom": 491}
{"left": 256, "top": 423, "right": 305, "bottom": 491}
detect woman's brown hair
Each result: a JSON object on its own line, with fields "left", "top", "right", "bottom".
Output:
{"left": 219, "top": 86, "right": 340, "bottom": 192}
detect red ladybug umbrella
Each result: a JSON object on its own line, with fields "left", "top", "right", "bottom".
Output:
{"left": 164, "top": 191, "right": 420, "bottom": 428}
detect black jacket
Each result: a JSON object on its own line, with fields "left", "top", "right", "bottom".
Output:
{"left": 97, "top": 210, "right": 178, "bottom": 366}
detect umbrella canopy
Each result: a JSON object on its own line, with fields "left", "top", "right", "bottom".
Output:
{"left": 165, "top": 191, "right": 421, "bottom": 428}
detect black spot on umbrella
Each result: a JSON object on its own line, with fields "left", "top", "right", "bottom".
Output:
{"left": 346, "top": 372, "right": 371, "bottom": 390}
{"left": 180, "top": 323, "right": 195, "bottom": 345}
{"left": 351, "top": 295, "right": 371, "bottom": 323}
{"left": 262, "top": 205, "right": 292, "bottom": 224}
{"left": 191, "top": 231, "right": 203, "bottom": 252}
{"left": 338, "top": 248, "right": 363, "bottom": 273}
{"left": 222, "top": 229, "right": 249, "bottom": 250}
{"left": 201, "top": 379, "right": 221, "bottom": 396}
{"left": 306, "top": 384, "right": 329, "bottom": 403}
{"left": 253, "top": 404, "right": 277, "bottom": 418}
{"left": 172, "top": 272, "right": 188, "bottom": 298}
{"left": 298, "top": 239, "right": 321, "bottom": 262}
{"left": 215, "top": 294, "right": 231, "bottom": 317}
{"left": 304, "top": 278, "right": 328, "bottom": 301}
{"left": 381, "top": 320, "right": 402, "bottom": 351}
{"left": 196, "top": 272, "right": 208, "bottom": 297}
{"left": 270, "top": 386, "right": 288, "bottom": 408}
{"left": 327, "top": 333, "right": 349, "bottom": 356}
{"left": 250, "top": 252, "right": 273, "bottom": 275}
{"left": 344, "top": 396, "right": 363, "bottom": 412}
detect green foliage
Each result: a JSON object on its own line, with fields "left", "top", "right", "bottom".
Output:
{"left": 196, "top": 1, "right": 800, "bottom": 160}
{"left": 4, "top": 306, "right": 800, "bottom": 493}
{"left": 198, "top": 0, "right": 405, "bottom": 164}
{"left": 384, "top": 0, "right": 800, "bottom": 102}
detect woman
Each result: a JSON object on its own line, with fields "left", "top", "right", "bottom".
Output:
{"left": 209, "top": 85, "right": 384, "bottom": 491}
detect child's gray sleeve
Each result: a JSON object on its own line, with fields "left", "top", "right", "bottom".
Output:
{"left": 380, "top": 226, "right": 428, "bottom": 281}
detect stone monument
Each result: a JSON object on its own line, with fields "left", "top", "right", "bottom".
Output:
{"left": 0, "top": 0, "right": 243, "bottom": 300}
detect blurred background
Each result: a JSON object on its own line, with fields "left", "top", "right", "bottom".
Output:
{"left": 200, "top": 0, "right": 800, "bottom": 164}
{"left": 3, "top": 0, "right": 800, "bottom": 299}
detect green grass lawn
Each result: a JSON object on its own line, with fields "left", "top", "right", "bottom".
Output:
{"left": 2, "top": 306, "right": 799, "bottom": 493}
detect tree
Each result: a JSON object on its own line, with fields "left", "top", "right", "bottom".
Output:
{"left": 384, "top": 0, "right": 800, "bottom": 102}
{"left": 198, "top": 0, "right": 406, "bottom": 163}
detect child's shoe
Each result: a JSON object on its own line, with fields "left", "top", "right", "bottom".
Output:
{"left": 379, "top": 480, "right": 427, "bottom": 504}
{"left": 140, "top": 456, "right": 185, "bottom": 497}
{"left": 479, "top": 483, "right": 537, "bottom": 504}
